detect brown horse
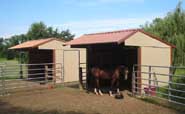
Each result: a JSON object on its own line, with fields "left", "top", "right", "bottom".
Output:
{"left": 91, "top": 65, "right": 129, "bottom": 96}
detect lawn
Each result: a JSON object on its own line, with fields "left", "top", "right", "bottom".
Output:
{"left": 0, "top": 58, "right": 18, "bottom": 62}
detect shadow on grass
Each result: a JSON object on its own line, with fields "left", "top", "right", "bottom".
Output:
{"left": 0, "top": 100, "right": 100, "bottom": 114}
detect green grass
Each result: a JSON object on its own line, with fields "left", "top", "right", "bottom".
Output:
{"left": 157, "top": 86, "right": 168, "bottom": 98}
{"left": 153, "top": 68, "right": 185, "bottom": 110}
{"left": 172, "top": 68, "right": 185, "bottom": 82}
{"left": 175, "top": 68, "right": 185, "bottom": 76}
{"left": 0, "top": 58, "right": 7, "bottom": 62}
{"left": 0, "top": 58, "right": 17, "bottom": 62}
{"left": 0, "top": 58, "right": 27, "bottom": 80}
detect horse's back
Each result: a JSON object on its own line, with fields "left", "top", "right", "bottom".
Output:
{"left": 91, "top": 67, "right": 114, "bottom": 79}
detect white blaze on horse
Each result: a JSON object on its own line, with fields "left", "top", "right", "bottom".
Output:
{"left": 91, "top": 65, "right": 129, "bottom": 96}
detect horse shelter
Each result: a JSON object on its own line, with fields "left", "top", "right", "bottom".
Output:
{"left": 7, "top": 29, "right": 175, "bottom": 94}
{"left": 67, "top": 29, "right": 175, "bottom": 92}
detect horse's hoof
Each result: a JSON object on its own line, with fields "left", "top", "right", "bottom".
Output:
{"left": 99, "top": 93, "right": 103, "bottom": 96}
{"left": 99, "top": 92, "right": 103, "bottom": 96}
{"left": 98, "top": 90, "right": 103, "bottom": 96}
{"left": 109, "top": 93, "right": 114, "bottom": 97}
{"left": 95, "top": 92, "right": 99, "bottom": 95}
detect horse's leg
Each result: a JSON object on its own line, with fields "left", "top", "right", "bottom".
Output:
{"left": 96, "top": 78, "right": 103, "bottom": 96}
{"left": 109, "top": 79, "right": 115, "bottom": 97}
{"left": 94, "top": 78, "right": 99, "bottom": 95}
{"left": 94, "top": 88, "right": 98, "bottom": 95}
{"left": 116, "top": 79, "right": 121, "bottom": 95}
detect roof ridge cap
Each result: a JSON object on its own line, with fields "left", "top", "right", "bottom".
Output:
{"left": 84, "top": 28, "right": 141, "bottom": 36}
{"left": 23, "top": 38, "right": 54, "bottom": 42}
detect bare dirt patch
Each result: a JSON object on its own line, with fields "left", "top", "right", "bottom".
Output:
{"left": 0, "top": 87, "right": 183, "bottom": 114}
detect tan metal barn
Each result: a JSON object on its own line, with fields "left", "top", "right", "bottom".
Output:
{"left": 67, "top": 29, "right": 175, "bottom": 91}
{"left": 9, "top": 38, "right": 87, "bottom": 84}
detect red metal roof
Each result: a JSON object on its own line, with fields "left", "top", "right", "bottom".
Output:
{"left": 66, "top": 29, "right": 175, "bottom": 48}
{"left": 67, "top": 29, "right": 138, "bottom": 45}
{"left": 9, "top": 38, "right": 57, "bottom": 50}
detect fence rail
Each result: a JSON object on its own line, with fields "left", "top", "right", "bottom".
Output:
{"left": 0, "top": 63, "right": 63, "bottom": 95}
{"left": 132, "top": 64, "right": 185, "bottom": 106}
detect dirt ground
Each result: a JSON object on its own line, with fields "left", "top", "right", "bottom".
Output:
{"left": 0, "top": 87, "right": 183, "bottom": 114}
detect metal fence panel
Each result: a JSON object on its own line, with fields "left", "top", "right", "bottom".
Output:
{"left": 132, "top": 65, "right": 185, "bottom": 106}
{"left": 0, "top": 63, "right": 63, "bottom": 95}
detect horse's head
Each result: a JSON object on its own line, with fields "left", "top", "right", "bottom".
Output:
{"left": 119, "top": 65, "right": 129, "bottom": 80}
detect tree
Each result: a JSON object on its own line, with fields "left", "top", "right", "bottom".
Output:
{"left": 0, "top": 21, "right": 75, "bottom": 60}
{"left": 141, "top": 2, "right": 185, "bottom": 66}
{"left": 0, "top": 38, "right": 5, "bottom": 58}
{"left": 27, "top": 22, "right": 48, "bottom": 40}
{"left": 27, "top": 21, "right": 74, "bottom": 41}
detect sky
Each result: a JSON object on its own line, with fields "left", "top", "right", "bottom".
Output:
{"left": 0, "top": 0, "right": 184, "bottom": 38}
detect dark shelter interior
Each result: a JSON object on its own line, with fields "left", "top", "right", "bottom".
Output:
{"left": 28, "top": 49, "right": 53, "bottom": 80}
{"left": 72, "top": 43, "right": 138, "bottom": 92}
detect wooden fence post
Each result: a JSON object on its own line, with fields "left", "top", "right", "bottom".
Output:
{"left": 19, "top": 64, "right": 23, "bottom": 79}
{"left": 45, "top": 65, "right": 48, "bottom": 83}
{"left": 53, "top": 64, "right": 56, "bottom": 85}
{"left": 132, "top": 66, "right": 136, "bottom": 96}
{"left": 79, "top": 67, "right": 83, "bottom": 90}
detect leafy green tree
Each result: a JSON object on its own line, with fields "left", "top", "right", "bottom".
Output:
{"left": 0, "top": 21, "right": 75, "bottom": 60}
{"left": 0, "top": 38, "right": 5, "bottom": 58}
{"left": 27, "top": 22, "right": 48, "bottom": 40}
{"left": 27, "top": 22, "right": 74, "bottom": 41}
{"left": 141, "top": 2, "right": 185, "bottom": 66}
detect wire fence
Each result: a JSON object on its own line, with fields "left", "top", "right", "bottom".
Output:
{"left": 0, "top": 63, "right": 63, "bottom": 95}
{"left": 132, "top": 65, "right": 185, "bottom": 106}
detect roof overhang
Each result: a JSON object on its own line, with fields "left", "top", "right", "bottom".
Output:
{"left": 9, "top": 38, "right": 66, "bottom": 51}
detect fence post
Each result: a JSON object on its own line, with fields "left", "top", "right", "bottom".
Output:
{"left": 148, "top": 66, "right": 152, "bottom": 96}
{"left": 79, "top": 67, "right": 83, "bottom": 90}
{"left": 53, "top": 64, "right": 56, "bottom": 85}
{"left": 168, "top": 66, "right": 173, "bottom": 102}
{"left": 132, "top": 66, "right": 136, "bottom": 96}
{"left": 61, "top": 64, "right": 64, "bottom": 83}
{"left": 45, "top": 65, "right": 48, "bottom": 83}
{"left": 19, "top": 64, "right": 23, "bottom": 79}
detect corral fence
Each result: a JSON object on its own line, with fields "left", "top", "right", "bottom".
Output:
{"left": 132, "top": 65, "right": 185, "bottom": 106}
{"left": 1, "top": 62, "right": 185, "bottom": 106}
{"left": 0, "top": 63, "right": 63, "bottom": 95}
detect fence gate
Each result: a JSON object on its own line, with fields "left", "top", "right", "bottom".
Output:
{"left": 132, "top": 64, "right": 185, "bottom": 106}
